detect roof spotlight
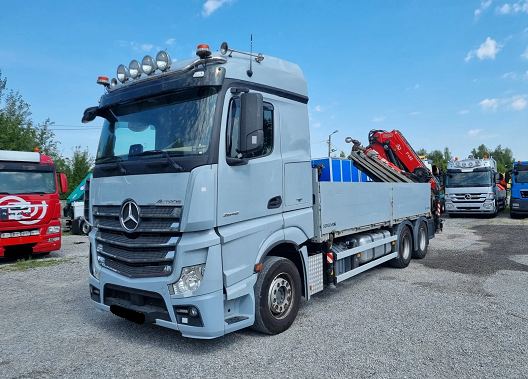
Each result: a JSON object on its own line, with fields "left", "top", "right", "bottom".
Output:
{"left": 220, "top": 42, "right": 228, "bottom": 55}
{"left": 142, "top": 55, "right": 157, "bottom": 75}
{"left": 117, "top": 64, "right": 129, "bottom": 83}
{"left": 156, "top": 51, "right": 171, "bottom": 72}
{"left": 129, "top": 60, "right": 142, "bottom": 79}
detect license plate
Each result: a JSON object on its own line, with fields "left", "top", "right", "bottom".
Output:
{"left": 110, "top": 305, "right": 145, "bottom": 324}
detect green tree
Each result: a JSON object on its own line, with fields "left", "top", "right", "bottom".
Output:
{"left": 443, "top": 147, "right": 452, "bottom": 163}
{"left": 62, "top": 146, "right": 94, "bottom": 199}
{"left": 470, "top": 144, "right": 514, "bottom": 173}
{"left": 339, "top": 150, "right": 346, "bottom": 158}
{"left": 416, "top": 148, "right": 428, "bottom": 156}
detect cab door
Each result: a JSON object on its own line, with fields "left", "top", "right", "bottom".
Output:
{"left": 216, "top": 91, "right": 284, "bottom": 288}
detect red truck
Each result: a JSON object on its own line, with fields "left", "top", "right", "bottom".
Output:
{"left": 0, "top": 149, "right": 68, "bottom": 258}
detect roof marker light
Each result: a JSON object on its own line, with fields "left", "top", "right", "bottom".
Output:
{"left": 111, "top": 78, "right": 118, "bottom": 87}
{"left": 97, "top": 76, "right": 110, "bottom": 87}
{"left": 142, "top": 55, "right": 157, "bottom": 75}
{"left": 156, "top": 51, "right": 171, "bottom": 72}
{"left": 117, "top": 65, "right": 129, "bottom": 83}
{"left": 129, "top": 60, "right": 142, "bottom": 79}
{"left": 196, "top": 44, "right": 211, "bottom": 59}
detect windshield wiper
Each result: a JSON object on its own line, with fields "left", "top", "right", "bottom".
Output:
{"left": 133, "top": 150, "right": 185, "bottom": 172}
{"left": 95, "top": 156, "right": 128, "bottom": 174}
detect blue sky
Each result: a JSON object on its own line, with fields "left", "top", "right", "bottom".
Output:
{"left": 1, "top": 0, "right": 527, "bottom": 161}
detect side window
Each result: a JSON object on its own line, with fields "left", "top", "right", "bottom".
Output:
{"left": 226, "top": 98, "right": 274, "bottom": 159}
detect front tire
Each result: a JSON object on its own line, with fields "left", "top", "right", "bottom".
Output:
{"left": 412, "top": 222, "right": 428, "bottom": 259}
{"left": 252, "top": 256, "right": 301, "bottom": 335}
{"left": 390, "top": 226, "right": 413, "bottom": 268}
{"left": 81, "top": 220, "right": 90, "bottom": 235}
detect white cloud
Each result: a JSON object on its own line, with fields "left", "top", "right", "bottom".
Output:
{"left": 475, "top": 0, "right": 493, "bottom": 17}
{"left": 314, "top": 105, "right": 324, "bottom": 112}
{"left": 372, "top": 116, "right": 386, "bottom": 122}
{"left": 495, "top": 0, "right": 528, "bottom": 14}
{"left": 511, "top": 98, "right": 527, "bottom": 110}
{"left": 458, "top": 110, "right": 470, "bottom": 114}
{"left": 468, "top": 129, "right": 483, "bottom": 136}
{"left": 479, "top": 98, "right": 499, "bottom": 111}
{"left": 409, "top": 112, "right": 421, "bottom": 116}
{"left": 313, "top": 122, "right": 321, "bottom": 128}
{"left": 521, "top": 47, "right": 528, "bottom": 59}
{"left": 501, "top": 71, "right": 517, "bottom": 79}
{"left": 202, "top": 0, "right": 232, "bottom": 17}
{"left": 165, "top": 38, "right": 175, "bottom": 45}
{"left": 465, "top": 37, "right": 503, "bottom": 61}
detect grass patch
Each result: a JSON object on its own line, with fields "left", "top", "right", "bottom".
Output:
{"left": 62, "top": 230, "right": 72, "bottom": 236}
{"left": 0, "top": 257, "right": 76, "bottom": 272}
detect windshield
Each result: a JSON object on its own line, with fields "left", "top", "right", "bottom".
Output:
{"left": 0, "top": 171, "right": 56, "bottom": 194}
{"left": 514, "top": 171, "right": 528, "bottom": 184}
{"left": 96, "top": 86, "right": 219, "bottom": 162}
{"left": 446, "top": 171, "right": 492, "bottom": 187}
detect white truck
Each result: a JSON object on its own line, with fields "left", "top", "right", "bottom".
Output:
{"left": 444, "top": 156, "right": 506, "bottom": 216}
{"left": 82, "top": 42, "right": 437, "bottom": 339}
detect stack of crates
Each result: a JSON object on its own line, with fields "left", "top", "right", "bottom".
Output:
{"left": 311, "top": 157, "right": 372, "bottom": 182}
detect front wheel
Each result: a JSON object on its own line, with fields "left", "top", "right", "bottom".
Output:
{"left": 252, "top": 256, "right": 301, "bottom": 335}
{"left": 390, "top": 226, "right": 413, "bottom": 268}
{"left": 81, "top": 220, "right": 90, "bottom": 235}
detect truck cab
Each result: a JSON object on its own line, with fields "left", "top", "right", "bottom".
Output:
{"left": 444, "top": 156, "right": 506, "bottom": 216}
{"left": 507, "top": 161, "right": 528, "bottom": 218}
{"left": 0, "top": 150, "right": 67, "bottom": 257}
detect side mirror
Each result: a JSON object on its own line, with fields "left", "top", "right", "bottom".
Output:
{"left": 505, "top": 171, "right": 511, "bottom": 183}
{"left": 238, "top": 92, "right": 264, "bottom": 154}
{"left": 59, "top": 173, "right": 68, "bottom": 194}
{"left": 82, "top": 106, "right": 99, "bottom": 124}
{"left": 495, "top": 172, "right": 503, "bottom": 183}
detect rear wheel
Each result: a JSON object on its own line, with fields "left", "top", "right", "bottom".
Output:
{"left": 252, "top": 256, "right": 301, "bottom": 335}
{"left": 390, "top": 226, "right": 413, "bottom": 268}
{"left": 412, "top": 222, "right": 428, "bottom": 259}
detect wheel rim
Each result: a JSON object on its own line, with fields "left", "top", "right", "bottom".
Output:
{"left": 402, "top": 234, "right": 411, "bottom": 260}
{"left": 419, "top": 227, "right": 427, "bottom": 251}
{"left": 268, "top": 273, "right": 294, "bottom": 320}
{"left": 82, "top": 223, "right": 90, "bottom": 234}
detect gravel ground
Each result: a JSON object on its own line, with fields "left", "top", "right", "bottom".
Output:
{"left": 1, "top": 213, "right": 527, "bottom": 379}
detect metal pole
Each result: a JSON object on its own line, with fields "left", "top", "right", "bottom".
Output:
{"left": 328, "top": 134, "right": 332, "bottom": 157}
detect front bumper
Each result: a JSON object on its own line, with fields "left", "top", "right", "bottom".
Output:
{"left": 445, "top": 201, "right": 495, "bottom": 214}
{"left": 89, "top": 275, "right": 225, "bottom": 339}
{"left": 0, "top": 220, "right": 61, "bottom": 257}
{"left": 510, "top": 198, "right": 528, "bottom": 214}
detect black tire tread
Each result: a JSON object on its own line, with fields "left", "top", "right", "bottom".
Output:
{"left": 412, "top": 221, "right": 428, "bottom": 259}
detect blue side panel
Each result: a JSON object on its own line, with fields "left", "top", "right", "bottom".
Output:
{"left": 352, "top": 165, "right": 360, "bottom": 182}
{"left": 332, "top": 159, "right": 342, "bottom": 182}
{"left": 361, "top": 172, "right": 368, "bottom": 182}
{"left": 312, "top": 158, "right": 331, "bottom": 181}
{"left": 342, "top": 160, "right": 351, "bottom": 182}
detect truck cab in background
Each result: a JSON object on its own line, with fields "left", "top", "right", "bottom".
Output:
{"left": 506, "top": 161, "right": 528, "bottom": 218}
{"left": 63, "top": 173, "right": 92, "bottom": 234}
{"left": 444, "top": 156, "right": 506, "bottom": 217}
{"left": 0, "top": 150, "right": 67, "bottom": 258}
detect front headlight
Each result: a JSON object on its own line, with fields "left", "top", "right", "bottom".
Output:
{"left": 169, "top": 264, "right": 205, "bottom": 295}
{"left": 46, "top": 226, "right": 61, "bottom": 234}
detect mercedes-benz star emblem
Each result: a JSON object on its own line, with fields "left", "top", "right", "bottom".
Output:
{"left": 465, "top": 194, "right": 471, "bottom": 200}
{"left": 120, "top": 200, "right": 140, "bottom": 232}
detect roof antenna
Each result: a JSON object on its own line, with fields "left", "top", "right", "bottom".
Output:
{"left": 247, "top": 34, "right": 253, "bottom": 77}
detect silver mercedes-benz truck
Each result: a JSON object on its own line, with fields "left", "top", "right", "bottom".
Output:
{"left": 83, "top": 42, "right": 437, "bottom": 339}
{"left": 444, "top": 156, "right": 506, "bottom": 216}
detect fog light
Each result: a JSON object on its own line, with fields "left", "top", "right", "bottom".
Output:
{"left": 446, "top": 204, "right": 454, "bottom": 209}
{"left": 1, "top": 233, "right": 11, "bottom": 238}
{"left": 49, "top": 237, "right": 60, "bottom": 242}
{"left": 188, "top": 306, "right": 199, "bottom": 318}
{"left": 512, "top": 203, "right": 520, "bottom": 208}
{"left": 12, "top": 232, "right": 20, "bottom": 237}
{"left": 484, "top": 202, "right": 493, "bottom": 209}
{"left": 21, "top": 231, "right": 30, "bottom": 236}
{"left": 31, "top": 230, "right": 40, "bottom": 236}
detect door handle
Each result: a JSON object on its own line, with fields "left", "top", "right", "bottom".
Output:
{"left": 267, "top": 196, "right": 282, "bottom": 209}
